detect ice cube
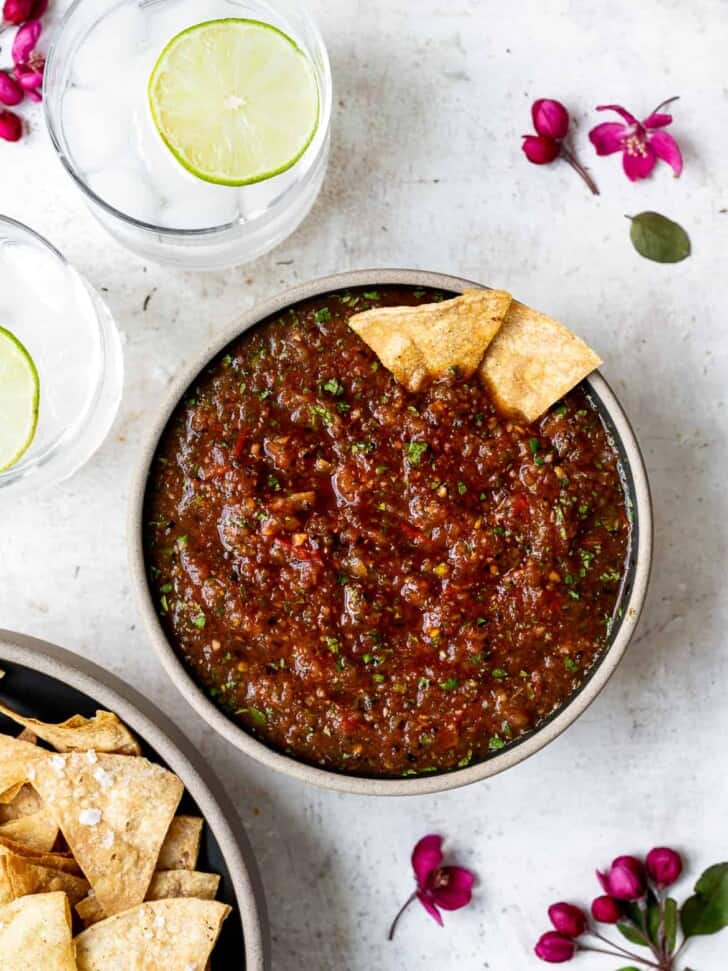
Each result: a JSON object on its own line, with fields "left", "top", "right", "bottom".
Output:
{"left": 238, "top": 168, "right": 296, "bottom": 220}
{"left": 71, "top": 3, "right": 148, "bottom": 85}
{"left": 88, "top": 166, "right": 163, "bottom": 225}
{"left": 62, "top": 86, "right": 134, "bottom": 173}
{"left": 160, "top": 183, "right": 240, "bottom": 230}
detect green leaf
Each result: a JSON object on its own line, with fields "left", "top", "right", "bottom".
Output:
{"left": 628, "top": 211, "right": 691, "bottom": 263}
{"left": 616, "top": 967, "right": 641, "bottom": 971}
{"left": 617, "top": 922, "right": 648, "bottom": 947}
{"left": 664, "top": 897, "right": 678, "bottom": 953}
{"left": 681, "top": 862, "right": 728, "bottom": 938}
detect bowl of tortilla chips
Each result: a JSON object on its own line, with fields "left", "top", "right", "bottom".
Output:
{"left": 0, "top": 628, "right": 269, "bottom": 969}
{"left": 129, "top": 269, "right": 652, "bottom": 796}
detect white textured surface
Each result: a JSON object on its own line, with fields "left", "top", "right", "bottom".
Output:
{"left": 1, "top": 1, "right": 727, "bottom": 968}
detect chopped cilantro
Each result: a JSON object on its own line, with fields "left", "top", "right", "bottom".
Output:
{"left": 568, "top": 590, "right": 581, "bottom": 600}
{"left": 564, "top": 656, "right": 578, "bottom": 672}
{"left": 372, "top": 673, "right": 385, "bottom": 683}
{"left": 457, "top": 480, "right": 467, "bottom": 495}
{"left": 257, "top": 388, "right": 272, "bottom": 400}
{"left": 363, "top": 290, "right": 380, "bottom": 300}
{"left": 457, "top": 751, "right": 473, "bottom": 768}
{"left": 323, "top": 378, "right": 344, "bottom": 396}
{"left": 337, "top": 401, "right": 351, "bottom": 413}
{"left": 488, "top": 735, "right": 505, "bottom": 751}
{"left": 237, "top": 707, "right": 267, "bottom": 727}
{"left": 314, "top": 307, "right": 331, "bottom": 324}
{"left": 492, "top": 667, "right": 507, "bottom": 681}
{"left": 160, "top": 583, "right": 172, "bottom": 594}
{"left": 418, "top": 677, "right": 430, "bottom": 689}
{"left": 323, "top": 636, "right": 339, "bottom": 654}
{"left": 309, "top": 403, "right": 334, "bottom": 426}
{"left": 439, "top": 677, "right": 459, "bottom": 691}
{"left": 405, "top": 441, "right": 428, "bottom": 465}
{"left": 375, "top": 464, "right": 388, "bottom": 475}
{"left": 221, "top": 354, "right": 232, "bottom": 367}
{"left": 529, "top": 437, "right": 540, "bottom": 455}
{"left": 267, "top": 474, "right": 281, "bottom": 491}
{"left": 191, "top": 612, "right": 206, "bottom": 629}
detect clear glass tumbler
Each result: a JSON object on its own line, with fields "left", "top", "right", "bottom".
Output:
{"left": 43, "top": 0, "right": 332, "bottom": 271}
{"left": 0, "top": 216, "right": 124, "bottom": 494}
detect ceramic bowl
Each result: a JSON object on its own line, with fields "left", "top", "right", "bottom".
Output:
{"left": 0, "top": 629, "right": 270, "bottom": 969}
{"left": 129, "top": 269, "right": 653, "bottom": 796}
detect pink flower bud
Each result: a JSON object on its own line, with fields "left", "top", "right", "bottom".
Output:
{"left": 548, "top": 903, "right": 587, "bottom": 938}
{"left": 535, "top": 931, "right": 576, "bottom": 963}
{"left": 12, "top": 18, "right": 41, "bottom": 65}
{"left": 522, "top": 134, "right": 560, "bottom": 165}
{"left": 0, "top": 69, "right": 23, "bottom": 105}
{"left": 0, "top": 109, "right": 22, "bottom": 141}
{"left": 646, "top": 847, "right": 682, "bottom": 889}
{"left": 591, "top": 895, "right": 622, "bottom": 924}
{"left": 2, "top": 0, "right": 33, "bottom": 24}
{"left": 24, "top": 85, "right": 41, "bottom": 101}
{"left": 532, "top": 99, "right": 570, "bottom": 140}
{"left": 598, "top": 862, "right": 644, "bottom": 901}
{"left": 612, "top": 856, "right": 643, "bottom": 877}
{"left": 16, "top": 63, "right": 43, "bottom": 90}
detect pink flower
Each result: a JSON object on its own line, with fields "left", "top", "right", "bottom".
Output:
{"left": 646, "top": 847, "right": 683, "bottom": 889}
{"left": 548, "top": 902, "right": 587, "bottom": 938}
{"left": 0, "top": 108, "right": 22, "bottom": 141}
{"left": 589, "top": 97, "right": 683, "bottom": 181}
{"left": 388, "top": 834, "right": 474, "bottom": 939}
{"left": 0, "top": 69, "right": 23, "bottom": 106}
{"left": 522, "top": 97, "right": 599, "bottom": 195}
{"left": 591, "top": 895, "right": 622, "bottom": 924}
{"left": 597, "top": 856, "right": 645, "bottom": 901}
{"left": 535, "top": 931, "right": 577, "bottom": 963}
{"left": 2, "top": 0, "right": 46, "bottom": 25}
{"left": 11, "top": 18, "right": 44, "bottom": 102}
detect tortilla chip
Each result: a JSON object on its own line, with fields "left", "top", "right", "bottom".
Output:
{"left": 0, "top": 701, "right": 141, "bottom": 756}
{"left": 158, "top": 815, "right": 204, "bottom": 870}
{"left": 0, "top": 809, "right": 58, "bottom": 852}
{"left": 479, "top": 300, "right": 602, "bottom": 423}
{"left": 76, "top": 869, "right": 221, "bottom": 927}
{"left": 0, "top": 783, "right": 42, "bottom": 821}
{"left": 73, "top": 898, "right": 231, "bottom": 971}
{"left": 0, "top": 849, "right": 89, "bottom": 906}
{"left": 0, "top": 891, "right": 76, "bottom": 971}
{"left": 349, "top": 289, "right": 512, "bottom": 391}
{"left": 17, "top": 727, "right": 38, "bottom": 744}
{"left": 0, "top": 783, "right": 24, "bottom": 804}
{"left": 0, "top": 733, "right": 47, "bottom": 794}
{"left": 32, "top": 751, "right": 183, "bottom": 917}
{"left": 0, "top": 840, "right": 81, "bottom": 874}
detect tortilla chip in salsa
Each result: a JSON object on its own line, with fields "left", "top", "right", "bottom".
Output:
{"left": 478, "top": 300, "right": 602, "bottom": 423}
{"left": 349, "top": 289, "right": 512, "bottom": 391}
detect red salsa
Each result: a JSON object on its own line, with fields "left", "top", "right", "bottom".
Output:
{"left": 144, "top": 286, "right": 631, "bottom": 776}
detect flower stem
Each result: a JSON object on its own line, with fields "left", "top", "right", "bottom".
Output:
{"left": 387, "top": 892, "right": 417, "bottom": 940}
{"left": 650, "top": 96, "right": 680, "bottom": 116}
{"left": 581, "top": 944, "right": 662, "bottom": 969}
{"left": 560, "top": 144, "right": 600, "bottom": 195}
{"left": 591, "top": 930, "right": 658, "bottom": 965}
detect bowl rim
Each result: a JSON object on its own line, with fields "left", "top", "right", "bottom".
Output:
{"left": 0, "top": 628, "right": 270, "bottom": 968}
{"left": 128, "top": 268, "right": 653, "bottom": 796}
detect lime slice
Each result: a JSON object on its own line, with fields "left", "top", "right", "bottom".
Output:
{"left": 0, "top": 326, "right": 39, "bottom": 472}
{"left": 148, "top": 18, "right": 320, "bottom": 186}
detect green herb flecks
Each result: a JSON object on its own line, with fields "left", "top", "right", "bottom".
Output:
{"left": 405, "top": 441, "right": 428, "bottom": 466}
